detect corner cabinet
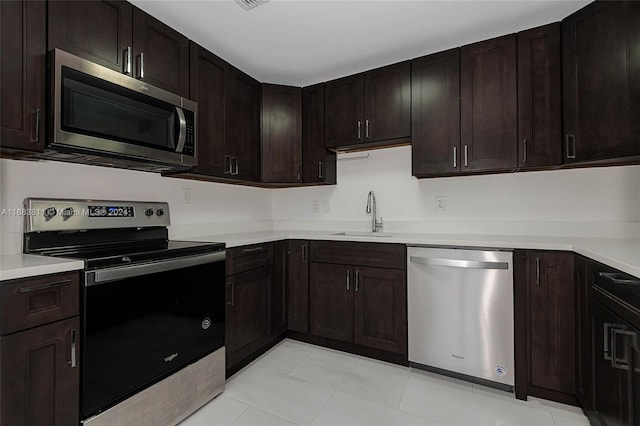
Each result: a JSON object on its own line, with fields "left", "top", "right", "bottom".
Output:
{"left": 0, "top": 0, "right": 46, "bottom": 152}
{"left": 261, "top": 85, "right": 302, "bottom": 183}
{"left": 325, "top": 61, "right": 411, "bottom": 150}
{"left": 309, "top": 241, "right": 407, "bottom": 355}
{"left": 562, "top": 1, "right": 640, "bottom": 164}
{"left": 0, "top": 272, "right": 81, "bottom": 426}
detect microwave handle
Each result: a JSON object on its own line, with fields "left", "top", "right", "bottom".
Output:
{"left": 175, "top": 107, "right": 187, "bottom": 153}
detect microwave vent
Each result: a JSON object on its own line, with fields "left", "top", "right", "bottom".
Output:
{"left": 234, "top": 0, "right": 269, "bottom": 11}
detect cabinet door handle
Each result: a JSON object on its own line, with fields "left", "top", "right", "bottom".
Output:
{"left": 357, "top": 121, "right": 362, "bottom": 140}
{"left": 123, "top": 46, "right": 132, "bottom": 75}
{"left": 224, "top": 155, "right": 232, "bottom": 174}
{"left": 229, "top": 282, "right": 235, "bottom": 306}
{"left": 301, "top": 244, "right": 307, "bottom": 263}
{"left": 464, "top": 145, "right": 468, "bottom": 167}
{"left": 355, "top": 270, "right": 359, "bottom": 292}
{"left": 453, "top": 146, "right": 457, "bottom": 168}
{"left": 30, "top": 108, "right": 41, "bottom": 143}
{"left": 365, "top": 119, "right": 370, "bottom": 139}
{"left": 523, "top": 138, "right": 528, "bottom": 163}
{"left": 611, "top": 328, "right": 636, "bottom": 370}
{"left": 243, "top": 246, "right": 263, "bottom": 253}
{"left": 137, "top": 52, "right": 144, "bottom": 79}
{"left": 565, "top": 134, "right": 576, "bottom": 159}
{"left": 234, "top": 156, "right": 239, "bottom": 175}
{"left": 297, "top": 163, "right": 301, "bottom": 181}
{"left": 535, "top": 257, "right": 540, "bottom": 285}
{"left": 19, "top": 279, "right": 71, "bottom": 293}
{"left": 318, "top": 161, "right": 324, "bottom": 180}
{"left": 70, "top": 329, "right": 77, "bottom": 368}
{"left": 604, "top": 322, "right": 616, "bottom": 360}
{"left": 346, "top": 270, "right": 350, "bottom": 291}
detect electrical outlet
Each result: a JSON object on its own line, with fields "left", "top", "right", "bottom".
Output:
{"left": 312, "top": 200, "right": 320, "bottom": 214}
{"left": 435, "top": 195, "right": 446, "bottom": 212}
{"left": 323, "top": 200, "right": 330, "bottom": 214}
{"left": 181, "top": 188, "right": 192, "bottom": 205}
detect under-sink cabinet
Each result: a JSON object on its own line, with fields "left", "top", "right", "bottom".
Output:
{"left": 308, "top": 241, "right": 407, "bottom": 355}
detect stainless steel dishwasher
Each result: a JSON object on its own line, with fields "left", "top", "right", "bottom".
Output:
{"left": 407, "top": 246, "right": 514, "bottom": 388}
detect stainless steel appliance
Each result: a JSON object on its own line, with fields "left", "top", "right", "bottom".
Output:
{"left": 407, "top": 246, "right": 515, "bottom": 388}
{"left": 29, "top": 49, "right": 197, "bottom": 173}
{"left": 23, "top": 198, "right": 225, "bottom": 425}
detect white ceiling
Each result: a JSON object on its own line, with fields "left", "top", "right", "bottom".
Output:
{"left": 130, "top": 0, "right": 590, "bottom": 87}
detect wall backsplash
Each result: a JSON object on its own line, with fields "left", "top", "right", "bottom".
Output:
{"left": 2, "top": 147, "right": 639, "bottom": 254}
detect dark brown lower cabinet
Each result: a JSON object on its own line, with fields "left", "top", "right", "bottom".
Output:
{"left": 273, "top": 241, "right": 289, "bottom": 337}
{"left": 226, "top": 265, "right": 272, "bottom": 369}
{"left": 1, "top": 317, "right": 80, "bottom": 426}
{"left": 526, "top": 251, "right": 576, "bottom": 402}
{"left": 309, "top": 262, "right": 354, "bottom": 343}
{"left": 287, "top": 240, "right": 309, "bottom": 333}
{"left": 574, "top": 255, "right": 593, "bottom": 409}
{"left": 353, "top": 266, "right": 406, "bottom": 354}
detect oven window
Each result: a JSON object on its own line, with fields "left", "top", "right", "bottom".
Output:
{"left": 61, "top": 67, "right": 178, "bottom": 151}
{"left": 81, "top": 259, "right": 225, "bottom": 418}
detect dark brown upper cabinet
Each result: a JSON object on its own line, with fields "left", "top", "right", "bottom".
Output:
{"left": 48, "top": 2, "right": 188, "bottom": 97}
{"left": 1, "top": 0, "right": 46, "bottom": 152}
{"left": 132, "top": 8, "right": 189, "bottom": 97}
{"left": 226, "top": 66, "right": 261, "bottom": 182}
{"left": 48, "top": 0, "right": 132, "bottom": 73}
{"left": 411, "top": 48, "right": 461, "bottom": 176}
{"left": 189, "top": 42, "right": 228, "bottom": 177}
{"left": 562, "top": 1, "right": 640, "bottom": 164}
{"left": 325, "top": 61, "right": 411, "bottom": 149}
{"left": 517, "top": 23, "right": 562, "bottom": 169}
{"left": 461, "top": 34, "right": 517, "bottom": 172}
{"left": 302, "top": 84, "right": 336, "bottom": 184}
{"left": 261, "top": 85, "right": 302, "bottom": 183}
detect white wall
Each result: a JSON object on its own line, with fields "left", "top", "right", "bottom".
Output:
{"left": 0, "top": 159, "right": 272, "bottom": 254}
{"left": 272, "top": 146, "right": 640, "bottom": 237}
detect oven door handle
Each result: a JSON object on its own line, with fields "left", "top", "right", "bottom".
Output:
{"left": 87, "top": 251, "right": 226, "bottom": 286}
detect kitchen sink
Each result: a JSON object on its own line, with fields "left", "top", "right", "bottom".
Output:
{"left": 332, "top": 231, "right": 395, "bottom": 238}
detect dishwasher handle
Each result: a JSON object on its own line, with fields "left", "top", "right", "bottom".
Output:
{"left": 409, "top": 256, "right": 509, "bottom": 270}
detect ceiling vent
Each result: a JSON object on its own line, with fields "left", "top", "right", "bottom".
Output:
{"left": 234, "top": 0, "right": 269, "bottom": 11}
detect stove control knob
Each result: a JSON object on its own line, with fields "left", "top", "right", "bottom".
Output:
{"left": 61, "top": 207, "right": 75, "bottom": 220}
{"left": 156, "top": 208, "right": 164, "bottom": 217}
{"left": 43, "top": 207, "right": 57, "bottom": 220}
{"left": 145, "top": 208, "right": 154, "bottom": 217}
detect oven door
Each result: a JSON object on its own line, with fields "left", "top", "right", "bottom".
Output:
{"left": 81, "top": 250, "right": 225, "bottom": 419}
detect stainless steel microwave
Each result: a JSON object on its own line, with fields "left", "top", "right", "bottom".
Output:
{"left": 34, "top": 49, "right": 197, "bottom": 173}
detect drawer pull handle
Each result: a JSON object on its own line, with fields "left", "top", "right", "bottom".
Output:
{"left": 346, "top": 270, "right": 350, "bottom": 291}
{"left": 243, "top": 246, "right": 264, "bottom": 253}
{"left": 19, "top": 279, "right": 71, "bottom": 293}
{"left": 70, "top": 329, "right": 77, "bottom": 368}
{"left": 355, "top": 269, "right": 359, "bottom": 292}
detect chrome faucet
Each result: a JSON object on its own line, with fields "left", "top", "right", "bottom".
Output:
{"left": 366, "top": 191, "right": 383, "bottom": 233}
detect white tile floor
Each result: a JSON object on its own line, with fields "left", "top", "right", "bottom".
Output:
{"left": 180, "top": 339, "right": 589, "bottom": 426}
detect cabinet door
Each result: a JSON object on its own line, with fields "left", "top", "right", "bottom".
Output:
{"left": 302, "top": 84, "right": 336, "bottom": 184}
{"left": 592, "top": 300, "right": 631, "bottom": 426}
{"left": 227, "top": 67, "right": 261, "bottom": 181}
{"left": 517, "top": 23, "right": 562, "bottom": 169}
{"left": 562, "top": 1, "right": 640, "bottom": 163}
{"left": 189, "top": 42, "right": 228, "bottom": 177}
{"left": 273, "top": 241, "right": 289, "bottom": 337}
{"left": 226, "top": 266, "right": 272, "bottom": 368}
{"left": 364, "top": 61, "right": 411, "bottom": 143}
{"left": 288, "top": 240, "right": 309, "bottom": 334}
{"left": 1, "top": 0, "right": 46, "bottom": 152}
{"left": 461, "top": 34, "right": 517, "bottom": 172}
{"left": 574, "top": 256, "right": 593, "bottom": 408}
{"left": 528, "top": 251, "right": 575, "bottom": 394}
{"left": 411, "top": 48, "right": 461, "bottom": 176}
{"left": 262, "top": 84, "right": 302, "bottom": 183}
{"left": 48, "top": 0, "right": 132, "bottom": 73}
{"left": 325, "top": 74, "right": 365, "bottom": 148}
{"left": 309, "top": 263, "right": 353, "bottom": 343}
{"left": 353, "top": 267, "right": 406, "bottom": 354}
{"left": 1, "top": 317, "right": 79, "bottom": 426}
{"left": 132, "top": 7, "right": 189, "bottom": 97}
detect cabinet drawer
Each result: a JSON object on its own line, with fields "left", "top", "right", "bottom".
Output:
{"left": 1, "top": 272, "right": 80, "bottom": 334}
{"left": 226, "top": 243, "right": 274, "bottom": 276}
{"left": 310, "top": 241, "right": 405, "bottom": 269}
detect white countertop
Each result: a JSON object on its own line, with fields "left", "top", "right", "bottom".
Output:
{"left": 0, "top": 254, "right": 85, "bottom": 281}
{"left": 3, "top": 230, "right": 638, "bottom": 280}
{"left": 186, "top": 230, "right": 640, "bottom": 279}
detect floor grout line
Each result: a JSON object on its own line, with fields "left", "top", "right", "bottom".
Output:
{"left": 307, "top": 389, "right": 336, "bottom": 426}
